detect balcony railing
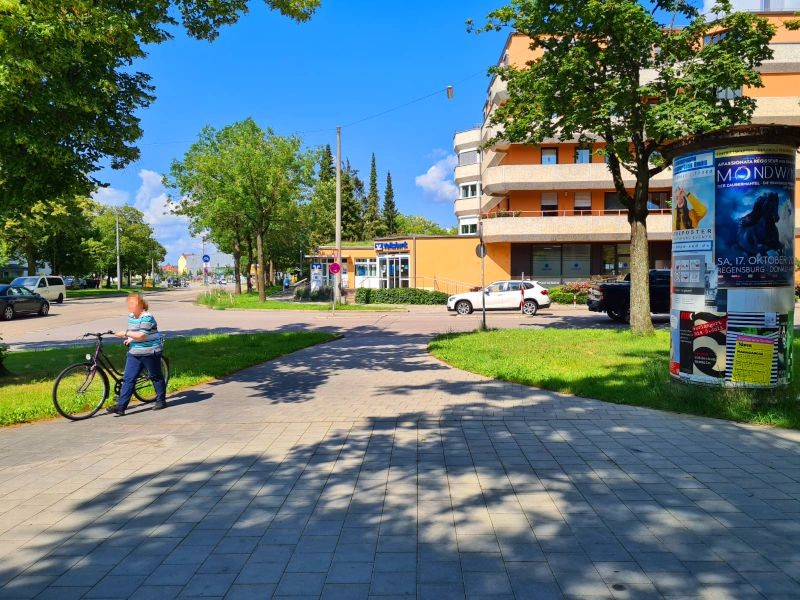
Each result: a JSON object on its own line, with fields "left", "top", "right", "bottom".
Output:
{"left": 481, "top": 208, "right": 672, "bottom": 218}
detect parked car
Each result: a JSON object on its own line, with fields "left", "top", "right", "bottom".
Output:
{"left": 447, "top": 280, "right": 551, "bottom": 316}
{"left": 0, "top": 285, "right": 50, "bottom": 320}
{"left": 587, "top": 269, "right": 671, "bottom": 322}
{"left": 63, "top": 276, "right": 87, "bottom": 290}
{"left": 10, "top": 275, "right": 66, "bottom": 303}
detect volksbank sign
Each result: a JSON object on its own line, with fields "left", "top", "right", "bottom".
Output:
{"left": 374, "top": 242, "right": 408, "bottom": 251}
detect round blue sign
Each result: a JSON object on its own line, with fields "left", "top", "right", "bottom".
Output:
{"left": 202, "top": 254, "right": 210, "bottom": 263}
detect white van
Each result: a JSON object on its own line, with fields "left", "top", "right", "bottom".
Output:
{"left": 10, "top": 276, "right": 67, "bottom": 303}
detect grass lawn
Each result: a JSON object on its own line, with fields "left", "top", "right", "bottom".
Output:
{"left": 429, "top": 329, "right": 800, "bottom": 429}
{"left": 0, "top": 331, "right": 336, "bottom": 426}
{"left": 197, "top": 290, "right": 402, "bottom": 311}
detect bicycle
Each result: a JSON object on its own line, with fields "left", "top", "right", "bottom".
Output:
{"left": 52, "top": 331, "right": 170, "bottom": 421}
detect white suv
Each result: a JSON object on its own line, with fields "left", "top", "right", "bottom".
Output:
{"left": 447, "top": 280, "right": 550, "bottom": 316}
{"left": 11, "top": 275, "right": 67, "bottom": 303}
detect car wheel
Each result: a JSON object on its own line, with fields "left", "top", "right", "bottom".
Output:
{"left": 522, "top": 299, "right": 539, "bottom": 316}
{"left": 607, "top": 308, "right": 630, "bottom": 323}
{"left": 56, "top": 293, "right": 64, "bottom": 304}
{"left": 39, "top": 302, "right": 50, "bottom": 316}
{"left": 455, "top": 300, "right": 473, "bottom": 315}
{"left": 2, "top": 305, "right": 14, "bottom": 321}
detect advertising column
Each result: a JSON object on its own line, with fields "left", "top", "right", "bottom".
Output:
{"left": 666, "top": 127, "right": 799, "bottom": 389}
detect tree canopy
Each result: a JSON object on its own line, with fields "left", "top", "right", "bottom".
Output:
{"left": 0, "top": 0, "right": 320, "bottom": 216}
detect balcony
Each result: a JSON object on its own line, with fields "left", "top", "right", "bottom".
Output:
{"left": 480, "top": 210, "right": 673, "bottom": 243}
{"left": 751, "top": 96, "right": 800, "bottom": 126}
{"left": 453, "top": 197, "right": 481, "bottom": 218}
{"left": 487, "top": 76, "right": 508, "bottom": 107}
{"left": 453, "top": 128, "right": 481, "bottom": 154}
{"left": 454, "top": 162, "right": 480, "bottom": 184}
{"left": 482, "top": 163, "right": 673, "bottom": 195}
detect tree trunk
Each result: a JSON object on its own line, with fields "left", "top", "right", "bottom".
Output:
{"left": 246, "top": 237, "right": 254, "bottom": 294}
{"left": 269, "top": 260, "right": 274, "bottom": 288}
{"left": 629, "top": 199, "right": 653, "bottom": 335}
{"left": 233, "top": 234, "right": 242, "bottom": 296}
{"left": 26, "top": 247, "right": 36, "bottom": 277}
{"left": 256, "top": 231, "right": 266, "bottom": 302}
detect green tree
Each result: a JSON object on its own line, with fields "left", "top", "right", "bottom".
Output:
{"left": 383, "top": 171, "right": 399, "bottom": 235}
{"left": 476, "top": 0, "right": 774, "bottom": 334}
{"left": 341, "top": 161, "right": 365, "bottom": 241}
{"left": 0, "top": 0, "right": 320, "bottom": 217}
{"left": 362, "top": 153, "right": 383, "bottom": 240}
{"left": 306, "top": 149, "right": 337, "bottom": 248}
{"left": 396, "top": 215, "right": 455, "bottom": 236}
{"left": 2, "top": 196, "right": 96, "bottom": 276}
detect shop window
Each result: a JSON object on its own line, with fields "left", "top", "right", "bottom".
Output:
{"left": 541, "top": 192, "right": 558, "bottom": 216}
{"left": 533, "top": 246, "right": 562, "bottom": 280}
{"left": 562, "top": 244, "right": 591, "bottom": 279}
{"left": 575, "top": 148, "right": 591, "bottom": 164}
{"left": 541, "top": 148, "right": 558, "bottom": 165}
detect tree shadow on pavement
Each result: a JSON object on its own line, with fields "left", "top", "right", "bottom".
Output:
{"left": 1, "top": 404, "right": 800, "bottom": 599}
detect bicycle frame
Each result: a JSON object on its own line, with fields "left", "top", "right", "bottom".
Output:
{"left": 87, "top": 337, "right": 125, "bottom": 384}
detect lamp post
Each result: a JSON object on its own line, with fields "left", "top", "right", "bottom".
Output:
{"left": 115, "top": 211, "right": 121, "bottom": 291}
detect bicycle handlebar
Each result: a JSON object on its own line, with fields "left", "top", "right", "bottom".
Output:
{"left": 83, "top": 331, "right": 115, "bottom": 338}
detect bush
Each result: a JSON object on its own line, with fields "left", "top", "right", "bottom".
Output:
{"left": 561, "top": 281, "right": 592, "bottom": 294}
{"left": 356, "top": 287, "right": 449, "bottom": 305}
{"left": 548, "top": 287, "right": 588, "bottom": 304}
{"left": 294, "top": 285, "right": 333, "bottom": 301}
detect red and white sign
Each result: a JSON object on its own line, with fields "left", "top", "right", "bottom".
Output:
{"left": 329, "top": 262, "right": 341, "bottom": 275}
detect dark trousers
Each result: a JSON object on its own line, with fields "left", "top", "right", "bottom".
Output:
{"left": 116, "top": 352, "right": 166, "bottom": 408}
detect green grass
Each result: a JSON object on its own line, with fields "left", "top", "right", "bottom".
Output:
{"left": 429, "top": 329, "right": 800, "bottom": 429}
{"left": 197, "top": 290, "right": 402, "bottom": 311}
{"left": 0, "top": 331, "right": 336, "bottom": 426}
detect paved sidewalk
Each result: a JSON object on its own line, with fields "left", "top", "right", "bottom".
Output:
{"left": 1, "top": 329, "right": 800, "bottom": 599}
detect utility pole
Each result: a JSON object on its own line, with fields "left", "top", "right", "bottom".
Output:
{"left": 334, "top": 126, "right": 342, "bottom": 312}
{"left": 115, "top": 211, "right": 121, "bottom": 291}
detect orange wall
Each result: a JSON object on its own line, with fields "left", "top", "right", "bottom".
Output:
{"left": 747, "top": 73, "right": 800, "bottom": 97}
{"left": 500, "top": 143, "right": 606, "bottom": 166}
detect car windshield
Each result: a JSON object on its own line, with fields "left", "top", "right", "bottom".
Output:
{"left": 9, "top": 286, "right": 32, "bottom": 296}
{"left": 11, "top": 277, "right": 38, "bottom": 287}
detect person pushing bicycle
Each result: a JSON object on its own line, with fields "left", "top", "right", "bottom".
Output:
{"left": 106, "top": 292, "right": 166, "bottom": 415}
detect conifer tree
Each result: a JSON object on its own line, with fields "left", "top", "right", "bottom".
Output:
{"left": 362, "top": 153, "right": 382, "bottom": 240}
{"left": 382, "top": 171, "right": 398, "bottom": 235}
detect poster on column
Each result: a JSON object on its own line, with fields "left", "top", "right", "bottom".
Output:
{"left": 714, "top": 146, "right": 795, "bottom": 288}
{"left": 671, "top": 151, "right": 716, "bottom": 311}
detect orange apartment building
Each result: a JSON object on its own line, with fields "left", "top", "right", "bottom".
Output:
{"left": 453, "top": 8, "right": 800, "bottom": 285}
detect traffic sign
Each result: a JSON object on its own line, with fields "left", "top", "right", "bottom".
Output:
{"left": 329, "top": 262, "right": 341, "bottom": 275}
{"left": 202, "top": 254, "right": 210, "bottom": 263}
{"left": 475, "top": 243, "right": 486, "bottom": 258}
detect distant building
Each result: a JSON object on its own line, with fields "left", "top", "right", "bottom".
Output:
{"left": 162, "top": 264, "right": 179, "bottom": 275}
{"left": 178, "top": 251, "right": 234, "bottom": 275}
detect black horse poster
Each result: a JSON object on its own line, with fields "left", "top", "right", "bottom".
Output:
{"left": 714, "top": 146, "right": 795, "bottom": 288}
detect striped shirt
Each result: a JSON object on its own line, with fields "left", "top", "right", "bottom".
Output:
{"left": 127, "top": 311, "right": 163, "bottom": 355}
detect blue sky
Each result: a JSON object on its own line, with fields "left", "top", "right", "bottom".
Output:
{"left": 95, "top": 0, "right": 505, "bottom": 263}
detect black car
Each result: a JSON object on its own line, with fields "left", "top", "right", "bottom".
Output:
{"left": 0, "top": 285, "right": 50, "bottom": 320}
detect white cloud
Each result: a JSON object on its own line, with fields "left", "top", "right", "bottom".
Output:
{"left": 91, "top": 186, "right": 129, "bottom": 206}
{"left": 132, "top": 170, "right": 191, "bottom": 262}
{"left": 415, "top": 153, "right": 459, "bottom": 203}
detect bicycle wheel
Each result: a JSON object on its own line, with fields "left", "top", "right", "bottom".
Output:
{"left": 133, "top": 356, "right": 170, "bottom": 403}
{"left": 52, "top": 364, "right": 109, "bottom": 420}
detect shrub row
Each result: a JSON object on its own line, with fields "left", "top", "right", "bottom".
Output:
{"left": 548, "top": 288, "right": 588, "bottom": 304}
{"left": 356, "top": 288, "right": 449, "bottom": 305}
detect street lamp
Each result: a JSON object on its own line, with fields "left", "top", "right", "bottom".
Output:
{"left": 115, "top": 211, "right": 121, "bottom": 291}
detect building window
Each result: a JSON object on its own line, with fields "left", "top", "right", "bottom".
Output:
{"left": 574, "top": 192, "right": 592, "bottom": 214}
{"left": 460, "top": 183, "right": 479, "bottom": 199}
{"left": 460, "top": 223, "right": 478, "bottom": 235}
{"left": 541, "top": 191, "right": 558, "bottom": 216}
{"left": 541, "top": 148, "right": 558, "bottom": 165}
{"left": 604, "top": 192, "right": 625, "bottom": 211}
{"left": 575, "top": 148, "right": 591, "bottom": 164}
{"left": 717, "top": 87, "right": 742, "bottom": 101}
{"left": 648, "top": 191, "right": 670, "bottom": 210}
{"left": 458, "top": 150, "right": 479, "bottom": 166}
{"left": 703, "top": 31, "right": 727, "bottom": 46}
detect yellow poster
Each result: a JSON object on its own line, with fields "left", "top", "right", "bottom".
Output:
{"left": 731, "top": 336, "right": 775, "bottom": 385}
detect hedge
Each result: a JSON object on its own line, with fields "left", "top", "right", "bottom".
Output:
{"left": 356, "top": 288, "right": 449, "bottom": 305}
{"left": 548, "top": 288, "right": 588, "bottom": 304}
